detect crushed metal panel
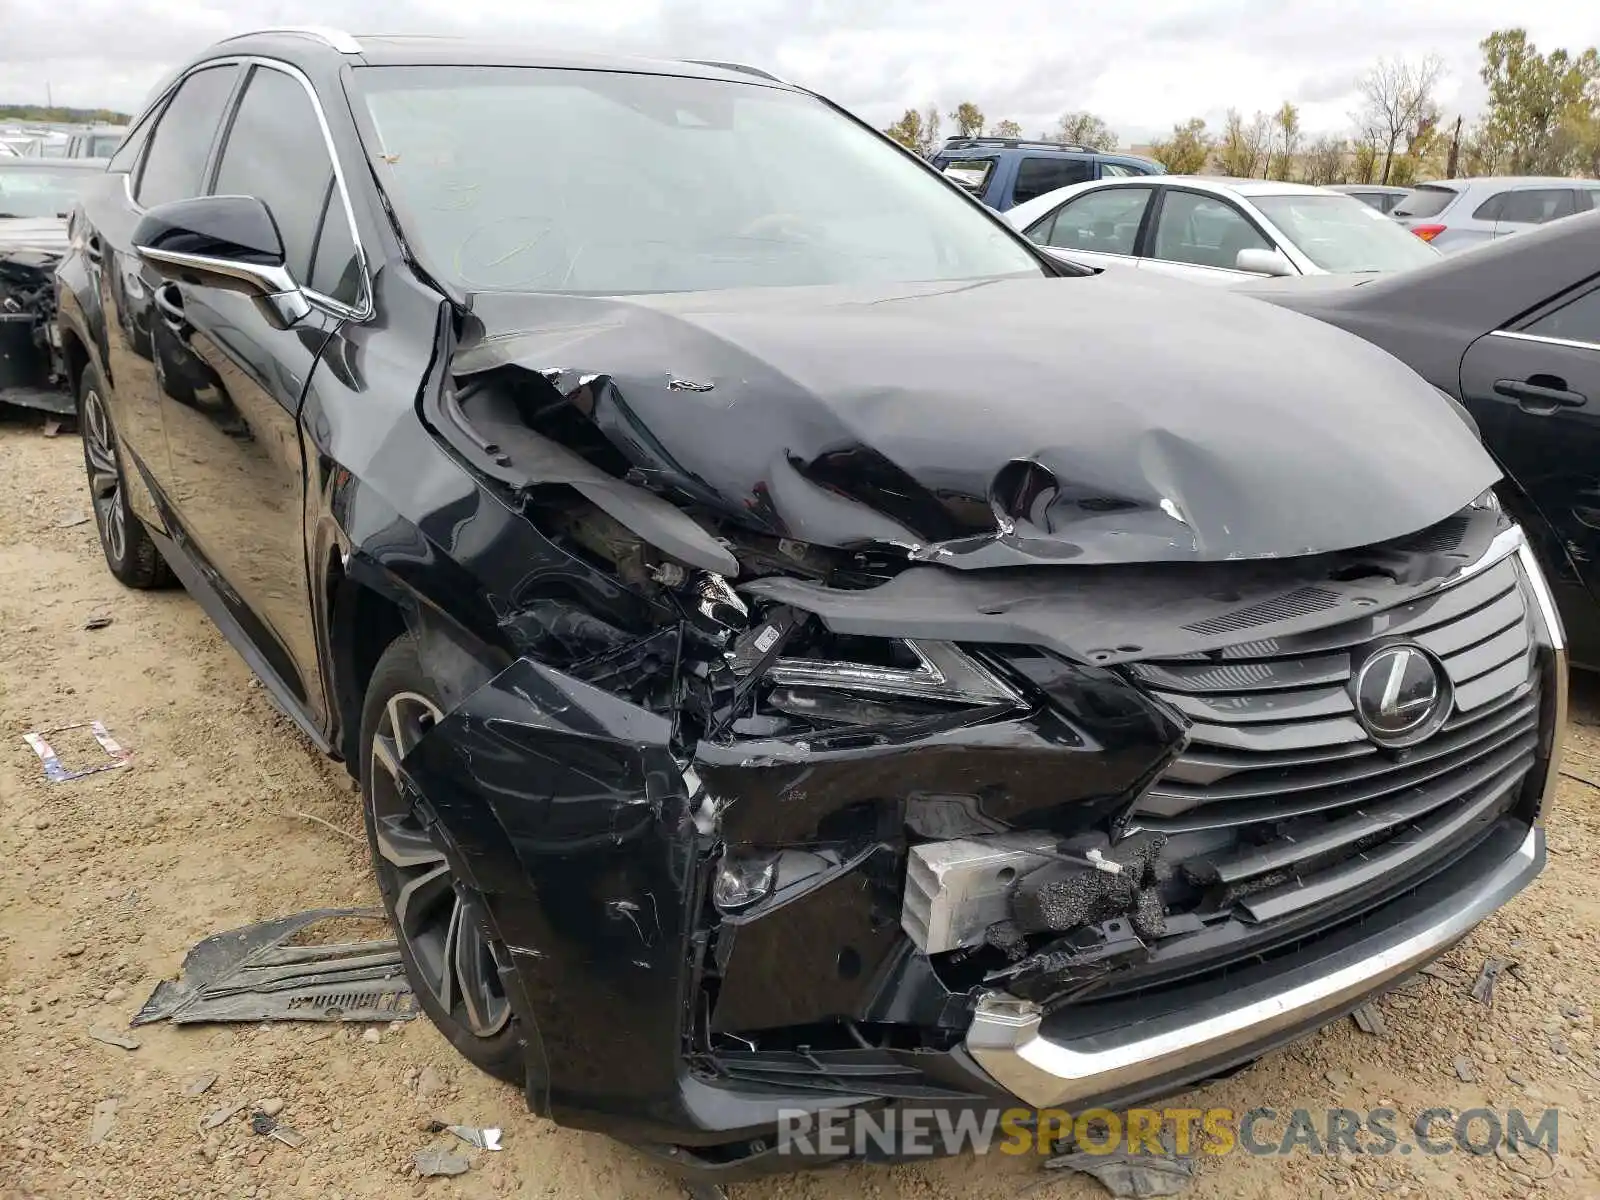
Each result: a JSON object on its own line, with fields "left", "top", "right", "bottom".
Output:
{"left": 23, "top": 721, "right": 130, "bottom": 782}
{"left": 132, "top": 908, "right": 418, "bottom": 1026}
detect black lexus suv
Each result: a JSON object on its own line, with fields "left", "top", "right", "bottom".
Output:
{"left": 58, "top": 27, "right": 1566, "bottom": 1181}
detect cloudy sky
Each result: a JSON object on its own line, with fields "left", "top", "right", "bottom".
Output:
{"left": 2, "top": 0, "right": 1597, "bottom": 143}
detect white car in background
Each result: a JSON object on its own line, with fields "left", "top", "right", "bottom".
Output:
{"left": 1004, "top": 176, "right": 1441, "bottom": 285}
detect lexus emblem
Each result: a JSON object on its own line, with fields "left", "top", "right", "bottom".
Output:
{"left": 1351, "top": 643, "right": 1452, "bottom": 748}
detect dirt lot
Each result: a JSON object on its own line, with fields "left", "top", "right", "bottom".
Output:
{"left": 5, "top": 411, "right": 1600, "bottom": 1200}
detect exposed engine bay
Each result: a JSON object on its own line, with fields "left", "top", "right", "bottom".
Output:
{"left": 0, "top": 248, "right": 71, "bottom": 414}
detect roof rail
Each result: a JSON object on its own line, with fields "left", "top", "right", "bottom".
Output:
{"left": 941, "top": 136, "right": 1091, "bottom": 153}
{"left": 217, "top": 26, "right": 363, "bottom": 54}
{"left": 684, "top": 59, "right": 784, "bottom": 83}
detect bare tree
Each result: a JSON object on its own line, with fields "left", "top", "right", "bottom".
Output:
{"left": 1356, "top": 55, "right": 1445, "bottom": 184}
{"left": 990, "top": 119, "right": 1022, "bottom": 139}
{"left": 1270, "top": 102, "right": 1302, "bottom": 180}
{"left": 1048, "top": 111, "right": 1118, "bottom": 150}
{"left": 1215, "top": 109, "right": 1272, "bottom": 178}
{"left": 1302, "top": 135, "right": 1349, "bottom": 185}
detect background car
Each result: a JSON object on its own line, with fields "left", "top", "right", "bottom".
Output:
{"left": 1005, "top": 175, "right": 1441, "bottom": 284}
{"left": 1243, "top": 207, "right": 1600, "bottom": 667}
{"left": 62, "top": 125, "right": 126, "bottom": 160}
{"left": 928, "top": 135, "right": 1163, "bottom": 211}
{"left": 1328, "top": 182, "right": 1410, "bottom": 213}
{"left": 1392, "top": 175, "right": 1600, "bottom": 251}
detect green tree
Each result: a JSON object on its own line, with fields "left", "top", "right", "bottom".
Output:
{"left": 1215, "top": 109, "right": 1266, "bottom": 178}
{"left": 990, "top": 118, "right": 1023, "bottom": 138}
{"left": 1478, "top": 28, "right": 1600, "bottom": 174}
{"left": 949, "top": 102, "right": 985, "bottom": 139}
{"left": 883, "top": 105, "right": 943, "bottom": 156}
{"left": 1270, "top": 101, "right": 1302, "bottom": 180}
{"left": 1049, "top": 111, "right": 1118, "bottom": 150}
{"left": 1149, "top": 117, "right": 1213, "bottom": 174}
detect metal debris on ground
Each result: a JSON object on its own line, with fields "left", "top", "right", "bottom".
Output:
{"left": 446, "top": 1125, "right": 503, "bottom": 1151}
{"left": 54, "top": 510, "right": 90, "bottom": 528}
{"left": 132, "top": 908, "right": 417, "bottom": 1026}
{"left": 414, "top": 1146, "right": 471, "bottom": 1177}
{"left": 87, "top": 1098, "right": 118, "bottom": 1146}
{"left": 87, "top": 1025, "right": 140, "bottom": 1051}
{"left": 200, "top": 1100, "right": 247, "bottom": 1131}
{"left": 683, "top": 1186, "right": 728, "bottom": 1200}
{"left": 269, "top": 1123, "right": 306, "bottom": 1149}
{"left": 84, "top": 615, "right": 113, "bottom": 630}
{"left": 24, "top": 720, "right": 131, "bottom": 783}
{"left": 1470, "top": 957, "right": 1512, "bottom": 1006}
{"left": 251, "top": 1111, "right": 277, "bottom": 1136}
{"left": 1351, "top": 1003, "right": 1387, "bottom": 1036}
{"left": 182, "top": 1071, "right": 219, "bottom": 1097}
{"left": 1454, "top": 1056, "right": 1478, "bottom": 1082}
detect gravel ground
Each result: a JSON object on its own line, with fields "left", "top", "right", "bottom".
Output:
{"left": 4, "top": 409, "right": 1600, "bottom": 1200}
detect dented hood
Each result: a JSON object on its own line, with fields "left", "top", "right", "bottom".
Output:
{"left": 457, "top": 272, "right": 1499, "bottom": 565}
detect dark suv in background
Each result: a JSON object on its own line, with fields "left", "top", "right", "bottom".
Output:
{"left": 929, "top": 136, "right": 1163, "bottom": 211}
{"left": 57, "top": 26, "right": 1564, "bottom": 1183}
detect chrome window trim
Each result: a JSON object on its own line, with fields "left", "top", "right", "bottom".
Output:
{"left": 1491, "top": 329, "right": 1600, "bottom": 354}
{"left": 122, "top": 55, "right": 373, "bottom": 322}
{"left": 217, "top": 26, "right": 362, "bottom": 54}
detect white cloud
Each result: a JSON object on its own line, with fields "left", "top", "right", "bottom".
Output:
{"left": 1, "top": 0, "right": 1595, "bottom": 145}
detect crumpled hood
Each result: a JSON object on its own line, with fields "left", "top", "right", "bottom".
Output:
{"left": 0, "top": 217, "right": 67, "bottom": 256}
{"left": 458, "top": 272, "right": 1499, "bottom": 565}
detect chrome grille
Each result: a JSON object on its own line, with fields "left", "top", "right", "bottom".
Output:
{"left": 1127, "top": 553, "right": 1538, "bottom": 924}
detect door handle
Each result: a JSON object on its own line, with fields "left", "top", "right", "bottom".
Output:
{"left": 1494, "top": 378, "right": 1587, "bottom": 410}
{"left": 154, "top": 283, "right": 186, "bottom": 327}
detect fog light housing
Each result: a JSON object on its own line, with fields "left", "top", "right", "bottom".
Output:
{"left": 712, "top": 855, "right": 776, "bottom": 912}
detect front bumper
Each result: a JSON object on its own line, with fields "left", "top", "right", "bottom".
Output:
{"left": 967, "top": 822, "right": 1544, "bottom": 1108}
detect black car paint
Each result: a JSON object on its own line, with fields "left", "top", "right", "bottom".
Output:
{"left": 1242, "top": 210, "right": 1600, "bottom": 666}
{"left": 51, "top": 32, "right": 1550, "bottom": 1173}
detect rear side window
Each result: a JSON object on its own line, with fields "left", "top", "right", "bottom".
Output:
{"left": 1527, "top": 288, "right": 1600, "bottom": 347}
{"left": 1013, "top": 155, "right": 1094, "bottom": 206}
{"left": 211, "top": 65, "right": 361, "bottom": 306}
{"left": 938, "top": 158, "right": 994, "bottom": 193}
{"left": 1579, "top": 191, "right": 1599, "bottom": 212}
{"left": 136, "top": 65, "right": 238, "bottom": 207}
{"left": 1029, "top": 186, "right": 1151, "bottom": 255}
{"left": 1393, "top": 185, "right": 1456, "bottom": 219}
{"left": 1496, "top": 189, "right": 1577, "bottom": 225}
{"left": 1100, "top": 163, "right": 1138, "bottom": 178}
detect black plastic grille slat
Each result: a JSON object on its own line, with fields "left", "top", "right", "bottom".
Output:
{"left": 1443, "top": 623, "right": 1530, "bottom": 685}
{"left": 1414, "top": 588, "right": 1524, "bottom": 660}
{"left": 1131, "top": 654, "right": 1351, "bottom": 695}
{"left": 1238, "top": 758, "right": 1530, "bottom": 923}
{"left": 1193, "top": 735, "right": 1536, "bottom": 883}
{"left": 1179, "top": 714, "right": 1368, "bottom": 753}
{"left": 1139, "top": 687, "right": 1538, "bottom": 816}
{"left": 1158, "top": 684, "right": 1353, "bottom": 726}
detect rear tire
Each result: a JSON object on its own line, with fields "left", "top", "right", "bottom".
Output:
{"left": 359, "top": 633, "right": 525, "bottom": 1085}
{"left": 78, "top": 367, "right": 171, "bottom": 589}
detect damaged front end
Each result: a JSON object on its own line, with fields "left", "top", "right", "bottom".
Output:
{"left": 0, "top": 245, "right": 71, "bottom": 414}
{"left": 377, "top": 286, "right": 1562, "bottom": 1175}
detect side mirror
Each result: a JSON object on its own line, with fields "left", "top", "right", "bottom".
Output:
{"left": 1235, "top": 247, "right": 1295, "bottom": 277}
{"left": 132, "top": 195, "right": 311, "bottom": 330}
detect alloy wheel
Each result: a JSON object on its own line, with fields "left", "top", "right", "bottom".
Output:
{"left": 82, "top": 387, "right": 126, "bottom": 564}
{"left": 368, "top": 691, "right": 511, "bottom": 1038}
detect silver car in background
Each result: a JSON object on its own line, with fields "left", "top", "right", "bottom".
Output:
{"left": 1328, "top": 183, "right": 1410, "bottom": 214}
{"left": 1392, "top": 176, "right": 1600, "bottom": 252}
{"left": 1004, "top": 176, "right": 1440, "bottom": 286}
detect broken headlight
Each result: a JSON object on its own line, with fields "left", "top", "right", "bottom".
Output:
{"left": 757, "top": 637, "right": 1021, "bottom": 727}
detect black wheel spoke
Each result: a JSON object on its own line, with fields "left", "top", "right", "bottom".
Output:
{"left": 453, "top": 913, "right": 511, "bottom": 1036}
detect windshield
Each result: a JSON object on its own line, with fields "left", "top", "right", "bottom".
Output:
{"left": 1252, "top": 193, "right": 1440, "bottom": 272}
{"left": 352, "top": 66, "right": 1041, "bottom": 293}
{"left": 0, "top": 165, "right": 93, "bottom": 218}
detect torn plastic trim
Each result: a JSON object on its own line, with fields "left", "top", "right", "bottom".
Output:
{"left": 743, "top": 503, "right": 1522, "bottom": 667}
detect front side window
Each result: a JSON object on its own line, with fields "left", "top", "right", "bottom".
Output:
{"left": 212, "top": 65, "right": 360, "bottom": 305}
{"left": 1251, "top": 194, "right": 1439, "bottom": 273}
{"left": 1151, "top": 191, "right": 1271, "bottom": 270}
{"left": 352, "top": 66, "right": 1041, "bottom": 294}
{"left": 1012, "top": 155, "right": 1094, "bottom": 205}
{"left": 1496, "top": 189, "right": 1577, "bottom": 225}
{"left": 1027, "top": 186, "right": 1151, "bottom": 255}
{"left": 137, "top": 65, "right": 238, "bottom": 208}
{"left": 1526, "top": 288, "right": 1600, "bottom": 347}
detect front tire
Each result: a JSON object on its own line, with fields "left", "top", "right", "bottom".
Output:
{"left": 359, "top": 633, "right": 524, "bottom": 1085}
{"left": 78, "top": 368, "right": 171, "bottom": 589}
